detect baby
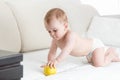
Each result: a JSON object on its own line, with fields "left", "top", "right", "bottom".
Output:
{"left": 43, "top": 8, "right": 120, "bottom": 68}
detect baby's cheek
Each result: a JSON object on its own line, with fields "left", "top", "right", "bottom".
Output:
{"left": 56, "top": 33, "right": 60, "bottom": 37}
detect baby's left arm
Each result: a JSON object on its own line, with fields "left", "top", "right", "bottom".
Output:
{"left": 56, "top": 33, "right": 75, "bottom": 63}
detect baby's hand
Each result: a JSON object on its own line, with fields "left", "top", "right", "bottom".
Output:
{"left": 47, "top": 59, "right": 58, "bottom": 68}
{"left": 40, "top": 64, "right": 46, "bottom": 68}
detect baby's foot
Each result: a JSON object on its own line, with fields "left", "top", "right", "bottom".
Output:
{"left": 112, "top": 52, "right": 120, "bottom": 62}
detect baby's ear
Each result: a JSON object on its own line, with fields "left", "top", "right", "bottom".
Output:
{"left": 64, "top": 22, "right": 68, "bottom": 28}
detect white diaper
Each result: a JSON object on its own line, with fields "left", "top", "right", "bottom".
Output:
{"left": 87, "top": 38, "right": 108, "bottom": 62}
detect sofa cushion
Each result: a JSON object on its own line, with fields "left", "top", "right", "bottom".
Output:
{"left": 0, "top": 1, "right": 21, "bottom": 52}
{"left": 5, "top": 0, "right": 98, "bottom": 52}
{"left": 87, "top": 16, "right": 120, "bottom": 47}
{"left": 6, "top": 0, "right": 53, "bottom": 52}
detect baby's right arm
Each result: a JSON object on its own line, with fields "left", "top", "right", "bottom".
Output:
{"left": 41, "top": 40, "right": 57, "bottom": 68}
{"left": 48, "top": 40, "right": 57, "bottom": 62}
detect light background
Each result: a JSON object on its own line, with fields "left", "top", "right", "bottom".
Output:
{"left": 80, "top": 0, "right": 120, "bottom": 15}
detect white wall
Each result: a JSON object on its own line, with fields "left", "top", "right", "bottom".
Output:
{"left": 81, "top": 0, "right": 120, "bottom": 15}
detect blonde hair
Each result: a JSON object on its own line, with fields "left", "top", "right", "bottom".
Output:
{"left": 44, "top": 8, "right": 68, "bottom": 25}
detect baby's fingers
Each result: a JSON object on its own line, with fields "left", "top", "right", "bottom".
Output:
{"left": 47, "top": 61, "right": 54, "bottom": 68}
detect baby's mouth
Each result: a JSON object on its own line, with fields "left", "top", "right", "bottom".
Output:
{"left": 52, "top": 36, "right": 56, "bottom": 39}
{"left": 53, "top": 36, "right": 58, "bottom": 40}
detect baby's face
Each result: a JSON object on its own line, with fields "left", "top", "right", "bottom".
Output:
{"left": 45, "top": 18, "right": 68, "bottom": 40}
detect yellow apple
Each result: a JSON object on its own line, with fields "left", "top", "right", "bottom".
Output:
{"left": 44, "top": 66, "right": 57, "bottom": 76}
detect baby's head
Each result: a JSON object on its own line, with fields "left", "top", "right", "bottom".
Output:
{"left": 44, "top": 8, "right": 69, "bottom": 40}
{"left": 44, "top": 8, "right": 68, "bottom": 26}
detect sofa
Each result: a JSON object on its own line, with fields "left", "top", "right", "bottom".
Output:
{"left": 0, "top": 0, "right": 120, "bottom": 80}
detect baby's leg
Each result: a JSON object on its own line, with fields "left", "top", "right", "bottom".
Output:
{"left": 91, "top": 47, "right": 120, "bottom": 67}
{"left": 111, "top": 48, "right": 120, "bottom": 62}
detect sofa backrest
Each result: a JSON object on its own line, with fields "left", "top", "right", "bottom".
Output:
{"left": 0, "top": 0, "right": 21, "bottom": 52}
{"left": 1, "top": 0, "right": 99, "bottom": 52}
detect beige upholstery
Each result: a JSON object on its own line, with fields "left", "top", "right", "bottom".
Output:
{"left": 0, "top": 0, "right": 99, "bottom": 52}
{"left": 0, "top": 1, "right": 21, "bottom": 52}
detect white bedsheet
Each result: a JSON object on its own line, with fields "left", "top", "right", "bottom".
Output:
{"left": 21, "top": 48, "right": 120, "bottom": 80}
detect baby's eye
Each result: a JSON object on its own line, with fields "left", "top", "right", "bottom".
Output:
{"left": 53, "top": 29, "right": 57, "bottom": 32}
{"left": 48, "top": 31, "right": 51, "bottom": 33}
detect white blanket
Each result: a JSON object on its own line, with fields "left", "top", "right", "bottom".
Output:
{"left": 22, "top": 48, "right": 120, "bottom": 80}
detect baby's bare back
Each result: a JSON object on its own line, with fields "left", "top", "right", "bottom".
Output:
{"left": 70, "top": 34, "right": 93, "bottom": 56}
{"left": 57, "top": 31, "right": 93, "bottom": 57}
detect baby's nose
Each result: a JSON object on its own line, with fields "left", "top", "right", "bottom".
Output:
{"left": 50, "top": 32, "right": 55, "bottom": 36}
